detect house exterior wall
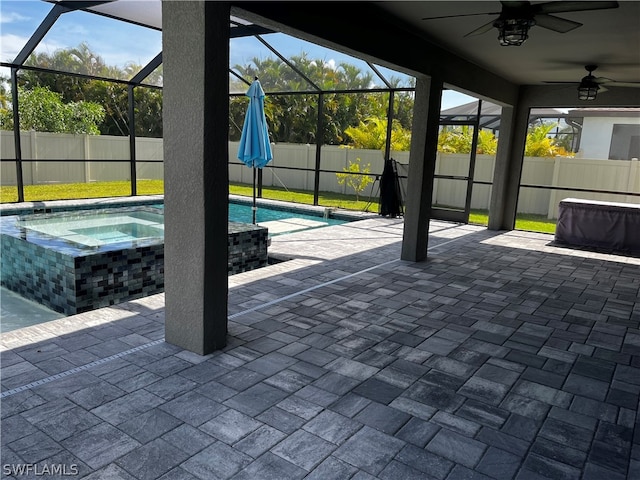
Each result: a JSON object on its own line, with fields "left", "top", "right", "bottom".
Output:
{"left": 579, "top": 116, "right": 640, "bottom": 159}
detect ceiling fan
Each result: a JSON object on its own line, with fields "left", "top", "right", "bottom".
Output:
{"left": 547, "top": 65, "right": 640, "bottom": 100}
{"left": 422, "top": 1, "right": 620, "bottom": 46}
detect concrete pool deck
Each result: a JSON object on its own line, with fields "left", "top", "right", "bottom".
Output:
{"left": 1, "top": 217, "right": 639, "bottom": 479}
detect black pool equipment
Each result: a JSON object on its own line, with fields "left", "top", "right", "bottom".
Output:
{"left": 379, "top": 157, "right": 404, "bottom": 218}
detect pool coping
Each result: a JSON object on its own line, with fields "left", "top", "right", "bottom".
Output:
{"left": 0, "top": 195, "right": 164, "bottom": 216}
{"left": 0, "top": 194, "right": 381, "bottom": 222}
{"left": 227, "top": 195, "right": 380, "bottom": 222}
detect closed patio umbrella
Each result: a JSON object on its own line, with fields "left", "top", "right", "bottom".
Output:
{"left": 379, "top": 157, "right": 404, "bottom": 217}
{"left": 237, "top": 77, "right": 273, "bottom": 224}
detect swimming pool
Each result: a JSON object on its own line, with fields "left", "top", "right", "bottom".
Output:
{"left": 0, "top": 199, "right": 349, "bottom": 318}
{"left": 154, "top": 201, "right": 347, "bottom": 234}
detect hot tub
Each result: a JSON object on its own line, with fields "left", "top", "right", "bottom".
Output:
{"left": 1, "top": 206, "right": 267, "bottom": 315}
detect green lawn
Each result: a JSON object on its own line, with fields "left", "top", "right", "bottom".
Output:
{"left": 228, "top": 183, "right": 378, "bottom": 212}
{"left": 514, "top": 213, "right": 558, "bottom": 234}
{"left": 0, "top": 180, "right": 376, "bottom": 212}
{"left": 470, "top": 209, "right": 557, "bottom": 234}
{"left": 1, "top": 180, "right": 558, "bottom": 233}
{"left": 0, "top": 180, "right": 165, "bottom": 203}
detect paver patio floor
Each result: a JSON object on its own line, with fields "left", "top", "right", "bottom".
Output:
{"left": 2, "top": 218, "right": 639, "bottom": 479}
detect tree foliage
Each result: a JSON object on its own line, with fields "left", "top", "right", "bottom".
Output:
{"left": 436, "top": 124, "right": 573, "bottom": 157}
{"left": 437, "top": 126, "right": 498, "bottom": 155}
{"left": 336, "top": 158, "right": 375, "bottom": 201}
{"left": 11, "top": 42, "right": 163, "bottom": 137}
{"left": 0, "top": 86, "right": 105, "bottom": 134}
{"left": 10, "top": 43, "right": 413, "bottom": 146}
{"left": 3, "top": 43, "right": 580, "bottom": 161}
{"left": 524, "top": 123, "right": 574, "bottom": 157}
{"left": 438, "top": 126, "right": 473, "bottom": 154}
{"left": 0, "top": 75, "right": 9, "bottom": 111}
{"left": 344, "top": 117, "right": 411, "bottom": 151}
{"left": 15, "top": 43, "right": 576, "bottom": 159}
{"left": 230, "top": 55, "right": 415, "bottom": 146}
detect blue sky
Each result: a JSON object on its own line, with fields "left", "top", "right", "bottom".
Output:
{"left": 1, "top": 0, "right": 475, "bottom": 108}
{"left": 1, "top": 1, "right": 162, "bottom": 70}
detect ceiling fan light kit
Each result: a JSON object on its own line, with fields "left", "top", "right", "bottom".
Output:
{"left": 577, "top": 81, "right": 599, "bottom": 100}
{"left": 577, "top": 65, "right": 600, "bottom": 100}
{"left": 494, "top": 18, "right": 535, "bottom": 46}
{"left": 546, "top": 64, "right": 639, "bottom": 100}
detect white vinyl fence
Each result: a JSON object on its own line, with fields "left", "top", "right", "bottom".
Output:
{"left": 0, "top": 131, "right": 164, "bottom": 185}
{"left": 2, "top": 131, "right": 639, "bottom": 218}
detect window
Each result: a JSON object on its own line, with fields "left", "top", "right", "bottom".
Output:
{"left": 609, "top": 124, "right": 640, "bottom": 160}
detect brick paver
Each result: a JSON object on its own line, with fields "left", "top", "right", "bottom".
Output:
{"left": 1, "top": 218, "right": 639, "bottom": 479}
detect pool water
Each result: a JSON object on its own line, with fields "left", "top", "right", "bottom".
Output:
{"left": 17, "top": 210, "right": 165, "bottom": 248}
{"left": 155, "top": 202, "right": 346, "bottom": 233}
{"left": 229, "top": 202, "right": 342, "bottom": 226}
{"left": 73, "top": 223, "right": 163, "bottom": 244}
{"left": 230, "top": 202, "right": 346, "bottom": 235}
{"left": 1, "top": 287, "right": 64, "bottom": 332}
{"left": 6, "top": 201, "right": 344, "bottom": 255}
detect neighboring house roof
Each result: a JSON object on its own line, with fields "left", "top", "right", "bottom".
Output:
{"left": 440, "top": 102, "right": 569, "bottom": 130}
{"left": 442, "top": 101, "right": 640, "bottom": 118}
{"left": 441, "top": 102, "right": 640, "bottom": 132}
{"left": 441, "top": 101, "right": 566, "bottom": 117}
{"left": 566, "top": 107, "right": 640, "bottom": 117}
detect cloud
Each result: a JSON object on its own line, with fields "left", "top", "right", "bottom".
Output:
{"left": 0, "top": 12, "right": 30, "bottom": 24}
{"left": 33, "top": 39, "right": 67, "bottom": 56}
{"left": 56, "top": 22, "right": 90, "bottom": 37}
{"left": 0, "top": 34, "right": 28, "bottom": 62}
{"left": 0, "top": 33, "right": 69, "bottom": 63}
{"left": 309, "top": 58, "right": 338, "bottom": 70}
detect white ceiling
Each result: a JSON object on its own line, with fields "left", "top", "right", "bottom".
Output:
{"left": 82, "top": 0, "right": 640, "bottom": 88}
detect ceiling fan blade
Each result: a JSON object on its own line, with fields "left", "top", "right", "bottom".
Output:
{"left": 534, "top": 13, "right": 582, "bottom": 33}
{"left": 422, "top": 12, "right": 499, "bottom": 21}
{"left": 500, "top": 1, "right": 531, "bottom": 8}
{"left": 536, "top": 1, "right": 619, "bottom": 14}
{"left": 464, "top": 20, "right": 497, "bottom": 37}
{"left": 602, "top": 82, "right": 640, "bottom": 88}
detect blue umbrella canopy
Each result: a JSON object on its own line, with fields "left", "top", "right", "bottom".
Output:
{"left": 237, "top": 79, "right": 273, "bottom": 168}
{"left": 237, "top": 79, "right": 273, "bottom": 224}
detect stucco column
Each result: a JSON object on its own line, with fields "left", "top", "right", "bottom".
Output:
{"left": 488, "top": 102, "right": 529, "bottom": 230}
{"left": 162, "top": 1, "right": 230, "bottom": 354}
{"left": 401, "top": 75, "right": 443, "bottom": 261}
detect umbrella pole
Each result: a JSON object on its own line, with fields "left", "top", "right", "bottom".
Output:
{"left": 252, "top": 166, "right": 257, "bottom": 224}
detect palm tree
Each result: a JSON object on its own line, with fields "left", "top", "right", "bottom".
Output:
{"left": 0, "top": 75, "right": 10, "bottom": 110}
{"left": 525, "top": 123, "right": 573, "bottom": 157}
